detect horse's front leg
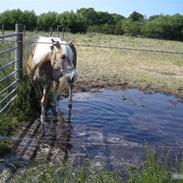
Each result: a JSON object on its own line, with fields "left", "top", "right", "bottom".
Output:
{"left": 53, "top": 80, "right": 61, "bottom": 101}
{"left": 68, "top": 84, "right": 73, "bottom": 108}
{"left": 40, "top": 85, "right": 50, "bottom": 123}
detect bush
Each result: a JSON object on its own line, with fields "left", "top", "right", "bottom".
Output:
{"left": 142, "top": 14, "right": 183, "bottom": 41}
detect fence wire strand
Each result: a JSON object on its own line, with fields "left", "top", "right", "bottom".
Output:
{"left": 1, "top": 39, "right": 183, "bottom": 55}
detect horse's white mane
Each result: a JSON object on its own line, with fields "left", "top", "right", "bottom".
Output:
{"left": 32, "top": 36, "right": 73, "bottom": 66}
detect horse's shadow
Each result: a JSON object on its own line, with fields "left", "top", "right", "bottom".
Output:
{"left": 42, "top": 105, "right": 73, "bottom": 162}
{"left": 14, "top": 105, "right": 73, "bottom": 163}
{"left": 0, "top": 105, "right": 73, "bottom": 182}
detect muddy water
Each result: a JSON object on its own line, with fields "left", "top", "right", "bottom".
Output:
{"left": 57, "top": 89, "right": 183, "bottom": 168}
{"left": 1, "top": 89, "right": 183, "bottom": 180}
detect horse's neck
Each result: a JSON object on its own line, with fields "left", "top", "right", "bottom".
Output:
{"left": 38, "top": 54, "right": 52, "bottom": 69}
{"left": 32, "top": 43, "right": 52, "bottom": 66}
{"left": 32, "top": 53, "right": 52, "bottom": 77}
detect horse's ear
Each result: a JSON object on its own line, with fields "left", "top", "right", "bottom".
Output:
{"left": 68, "top": 40, "right": 73, "bottom": 44}
{"left": 51, "top": 38, "right": 55, "bottom": 43}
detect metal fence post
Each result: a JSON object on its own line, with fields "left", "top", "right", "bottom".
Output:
{"left": 15, "top": 24, "right": 23, "bottom": 80}
{"left": 2, "top": 24, "right": 4, "bottom": 35}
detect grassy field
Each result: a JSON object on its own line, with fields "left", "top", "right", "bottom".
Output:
{"left": 19, "top": 31, "right": 183, "bottom": 99}
{"left": 68, "top": 33, "right": 183, "bottom": 98}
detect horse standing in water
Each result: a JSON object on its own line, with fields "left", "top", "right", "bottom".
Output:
{"left": 27, "top": 37, "right": 77, "bottom": 123}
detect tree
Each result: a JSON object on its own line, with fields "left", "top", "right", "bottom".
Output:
{"left": 142, "top": 14, "right": 183, "bottom": 40}
{"left": 97, "top": 11, "right": 115, "bottom": 25}
{"left": 37, "top": 12, "right": 57, "bottom": 30}
{"left": 101, "top": 24, "right": 114, "bottom": 34}
{"left": 21, "top": 10, "right": 37, "bottom": 30}
{"left": 148, "top": 15, "right": 160, "bottom": 21}
{"left": 128, "top": 11, "right": 144, "bottom": 22}
{"left": 0, "top": 9, "right": 23, "bottom": 29}
{"left": 0, "top": 9, "right": 37, "bottom": 30}
{"left": 57, "top": 11, "right": 87, "bottom": 33}
{"left": 112, "top": 13, "right": 125, "bottom": 24}
{"left": 122, "top": 19, "right": 142, "bottom": 36}
{"left": 77, "top": 8, "right": 99, "bottom": 25}
{"left": 113, "top": 20, "right": 124, "bottom": 35}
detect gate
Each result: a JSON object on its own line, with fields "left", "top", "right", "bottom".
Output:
{"left": 0, "top": 24, "right": 23, "bottom": 113}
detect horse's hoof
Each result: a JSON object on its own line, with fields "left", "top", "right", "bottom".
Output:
{"left": 57, "top": 94, "right": 61, "bottom": 100}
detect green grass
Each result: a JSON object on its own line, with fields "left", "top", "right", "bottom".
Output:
{"left": 9, "top": 148, "right": 182, "bottom": 183}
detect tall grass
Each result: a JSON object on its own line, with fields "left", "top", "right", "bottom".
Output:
{"left": 0, "top": 74, "right": 38, "bottom": 154}
{"left": 10, "top": 148, "right": 183, "bottom": 183}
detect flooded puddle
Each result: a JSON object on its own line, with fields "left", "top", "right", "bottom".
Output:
{"left": 57, "top": 89, "right": 183, "bottom": 168}
{"left": 59, "top": 89, "right": 183, "bottom": 145}
{"left": 1, "top": 88, "right": 183, "bottom": 179}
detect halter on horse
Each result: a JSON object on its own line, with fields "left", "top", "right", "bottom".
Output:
{"left": 27, "top": 37, "right": 77, "bottom": 123}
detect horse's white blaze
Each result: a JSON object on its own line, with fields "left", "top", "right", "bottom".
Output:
{"left": 65, "top": 69, "right": 77, "bottom": 81}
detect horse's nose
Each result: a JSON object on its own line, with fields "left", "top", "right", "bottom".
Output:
{"left": 65, "top": 70, "right": 77, "bottom": 84}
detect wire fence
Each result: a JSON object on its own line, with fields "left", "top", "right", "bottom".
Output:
{"left": 1, "top": 38, "right": 183, "bottom": 55}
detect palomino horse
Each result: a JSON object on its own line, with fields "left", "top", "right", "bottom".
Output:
{"left": 27, "top": 37, "right": 77, "bottom": 123}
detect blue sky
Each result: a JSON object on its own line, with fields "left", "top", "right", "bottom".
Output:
{"left": 1, "top": 0, "right": 183, "bottom": 17}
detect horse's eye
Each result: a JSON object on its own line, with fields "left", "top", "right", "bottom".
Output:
{"left": 61, "top": 55, "right": 66, "bottom": 59}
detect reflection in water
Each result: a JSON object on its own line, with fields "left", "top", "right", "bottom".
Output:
{"left": 35, "top": 105, "right": 74, "bottom": 163}
{"left": 55, "top": 107, "right": 72, "bottom": 162}
{"left": 57, "top": 89, "right": 183, "bottom": 170}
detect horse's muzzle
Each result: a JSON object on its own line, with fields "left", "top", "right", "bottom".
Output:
{"left": 65, "top": 69, "right": 77, "bottom": 84}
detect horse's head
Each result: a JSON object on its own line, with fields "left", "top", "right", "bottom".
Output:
{"left": 50, "top": 39, "right": 77, "bottom": 85}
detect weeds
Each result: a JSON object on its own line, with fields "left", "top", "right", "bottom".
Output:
{"left": 10, "top": 148, "right": 183, "bottom": 182}
{"left": 0, "top": 74, "right": 39, "bottom": 154}
{"left": 13, "top": 159, "right": 122, "bottom": 183}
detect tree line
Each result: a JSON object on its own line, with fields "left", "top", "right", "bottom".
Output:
{"left": 0, "top": 8, "right": 183, "bottom": 41}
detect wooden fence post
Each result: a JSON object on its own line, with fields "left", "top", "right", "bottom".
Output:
{"left": 1, "top": 24, "right": 4, "bottom": 42}
{"left": 62, "top": 28, "right": 65, "bottom": 40}
{"left": 57, "top": 26, "right": 60, "bottom": 37}
{"left": 50, "top": 27, "right": 53, "bottom": 36}
{"left": 15, "top": 24, "right": 23, "bottom": 80}
{"left": 2, "top": 24, "right": 4, "bottom": 35}
{"left": 23, "top": 25, "right": 26, "bottom": 37}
